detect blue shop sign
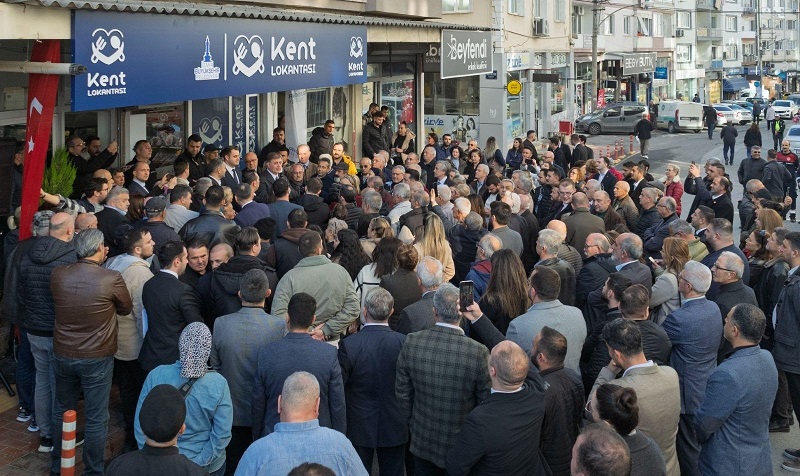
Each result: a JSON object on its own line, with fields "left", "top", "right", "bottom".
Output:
{"left": 71, "top": 10, "right": 367, "bottom": 111}
{"left": 654, "top": 67, "right": 668, "bottom": 79}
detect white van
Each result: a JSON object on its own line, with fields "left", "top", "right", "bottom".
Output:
{"left": 740, "top": 88, "right": 770, "bottom": 100}
{"left": 657, "top": 101, "right": 704, "bottom": 133}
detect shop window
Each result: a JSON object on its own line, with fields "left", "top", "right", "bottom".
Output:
{"left": 382, "top": 80, "right": 416, "bottom": 137}
{"left": 131, "top": 103, "right": 185, "bottom": 169}
{"left": 424, "top": 74, "right": 480, "bottom": 144}
{"left": 306, "top": 89, "right": 330, "bottom": 140}
{"left": 551, "top": 71, "right": 567, "bottom": 116}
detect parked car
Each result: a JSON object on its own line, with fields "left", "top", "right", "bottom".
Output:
{"left": 575, "top": 102, "right": 648, "bottom": 135}
{"left": 712, "top": 104, "right": 741, "bottom": 125}
{"left": 787, "top": 94, "right": 800, "bottom": 108}
{"left": 728, "top": 100, "right": 761, "bottom": 118}
{"left": 726, "top": 104, "right": 753, "bottom": 124}
{"left": 771, "top": 100, "right": 798, "bottom": 119}
{"left": 787, "top": 125, "right": 800, "bottom": 156}
{"left": 657, "top": 101, "right": 704, "bottom": 133}
{"left": 745, "top": 97, "right": 767, "bottom": 107}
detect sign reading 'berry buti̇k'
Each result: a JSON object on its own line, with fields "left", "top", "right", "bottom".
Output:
{"left": 71, "top": 10, "right": 367, "bottom": 111}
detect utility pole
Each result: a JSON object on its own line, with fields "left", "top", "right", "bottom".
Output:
{"left": 591, "top": 0, "right": 600, "bottom": 112}
{"left": 756, "top": 0, "right": 762, "bottom": 99}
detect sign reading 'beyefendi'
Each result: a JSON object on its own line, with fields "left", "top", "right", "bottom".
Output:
{"left": 71, "top": 10, "right": 367, "bottom": 111}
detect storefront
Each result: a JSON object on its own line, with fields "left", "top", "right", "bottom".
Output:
{"left": 651, "top": 57, "right": 672, "bottom": 102}
{"left": 423, "top": 30, "right": 492, "bottom": 148}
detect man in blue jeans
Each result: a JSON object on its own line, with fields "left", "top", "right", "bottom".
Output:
{"left": 49, "top": 229, "right": 132, "bottom": 475}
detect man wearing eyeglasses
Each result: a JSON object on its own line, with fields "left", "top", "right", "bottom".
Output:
{"left": 710, "top": 252, "right": 758, "bottom": 360}
{"left": 700, "top": 218, "right": 751, "bottom": 301}
{"left": 67, "top": 135, "right": 118, "bottom": 199}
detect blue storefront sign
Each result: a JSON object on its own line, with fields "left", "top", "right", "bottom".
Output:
{"left": 654, "top": 67, "right": 668, "bottom": 80}
{"left": 71, "top": 11, "right": 367, "bottom": 111}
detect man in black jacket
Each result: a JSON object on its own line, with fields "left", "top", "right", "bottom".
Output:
{"left": 720, "top": 122, "right": 739, "bottom": 165}
{"left": 175, "top": 134, "right": 206, "bottom": 186}
{"left": 20, "top": 213, "right": 77, "bottom": 452}
{"left": 208, "top": 228, "right": 277, "bottom": 323}
{"left": 68, "top": 135, "right": 118, "bottom": 199}
{"left": 179, "top": 186, "right": 239, "bottom": 247}
{"left": 265, "top": 209, "right": 309, "bottom": 280}
{"left": 308, "top": 120, "right": 335, "bottom": 164}
{"left": 446, "top": 340, "right": 549, "bottom": 476}
{"left": 633, "top": 113, "right": 654, "bottom": 158}
{"left": 96, "top": 186, "right": 132, "bottom": 257}
{"left": 576, "top": 233, "right": 617, "bottom": 309}
{"left": 138, "top": 241, "right": 203, "bottom": 373}
{"left": 362, "top": 112, "right": 388, "bottom": 157}
{"left": 619, "top": 284, "right": 672, "bottom": 365}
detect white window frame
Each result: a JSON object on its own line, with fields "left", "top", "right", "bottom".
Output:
{"left": 555, "top": 0, "right": 566, "bottom": 22}
{"left": 508, "top": 0, "right": 523, "bottom": 16}
{"left": 604, "top": 13, "right": 615, "bottom": 35}
{"left": 676, "top": 44, "right": 692, "bottom": 63}
{"left": 724, "top": 15, "right": 737, "bottom": 32}
{"left": 653, "top": 13, "right": 664, "bottom": 37}
{"left": 442, "top": 0, "right": 472, "bottom": 13}
{"left": 624, "top": 16, "right": 633, "bottom": 35}
{"left": 677, "top": 11, "right": 691, "bottom": 29}
{"left": 535, "top": 0, "right": 546, "bottom": 19}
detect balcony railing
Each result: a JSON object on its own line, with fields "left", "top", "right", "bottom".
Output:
{"left": 696, "top": 27, "right": 722, "bottom": 39}
{"left": 696, "top": 0, "right": 717, "bottom": 10}
{"left": 742, "top": 54, "right": 757, "bottom": 64}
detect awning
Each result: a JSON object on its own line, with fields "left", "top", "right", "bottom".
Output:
{"left": 6, "top": 0, "right": 487, "bottom": 30}
{"left": 723, "top": 76, "right": 750, "bottom": 92}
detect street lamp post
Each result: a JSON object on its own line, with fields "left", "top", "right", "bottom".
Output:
{"left": 756, "top": 0, "right": 762, "bottom": 100}
{"left": 591, "top": 0, "right": 600, "bottom": 111}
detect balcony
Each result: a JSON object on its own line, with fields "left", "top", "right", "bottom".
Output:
{"left": 740, "top": 30, "right": 756, "bottom": 40}
{"left": 696, "top": 0, "right": 719, "bottom": 10}
{"left": 742, "top": 5, "right": 756, "bottom": 15}
{"left": 696, "top": 27, "right": 722, "bottom": 40}
{"left": 742, "top": 54, "right": 757, "bottom": 64}
{"left": 709, "top": 59, "right": 723, "bottom": 70}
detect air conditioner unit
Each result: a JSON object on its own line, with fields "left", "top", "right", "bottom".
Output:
{"left": 675, "top": 29, "right": 685, "bottom": 37}
{"left": 577, "top": 6, "right": 585, "bottom": 15}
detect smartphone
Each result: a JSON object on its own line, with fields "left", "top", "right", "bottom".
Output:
{"left": 648, "top": 256, "right": 658, "bottom": 266}
{"left": 691, "top": 160, "right": 696, "bottom": 165}
{"left": 459, "top": 280, "right": 474, "bottom": 312}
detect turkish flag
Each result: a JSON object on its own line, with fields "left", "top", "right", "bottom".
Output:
{"left": 19, "top": 40, "right": 61, "bottom": 240}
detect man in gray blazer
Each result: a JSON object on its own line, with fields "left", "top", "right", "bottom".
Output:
{"left": 591, "top": 318, "right": 681, "bottom": 476}
{"left": 506, "top": 267, "right": 586, "bottom": 373}
{"left": 210, "top": 269, "right": 285, "bottom": 472}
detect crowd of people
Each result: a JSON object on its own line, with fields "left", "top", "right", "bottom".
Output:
{"left": 2, "top": 107, "right": 799, "bottom": 476}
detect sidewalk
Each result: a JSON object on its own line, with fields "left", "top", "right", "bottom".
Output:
{"left": 0, "top": 384, "right": 125, "bottom": 475}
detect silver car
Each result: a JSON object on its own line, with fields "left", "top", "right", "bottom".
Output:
{"left": 787, "top": 125, "right": 800, "bottom": 155}
{"left": 726, "top": 104, "right": 752, "bottom": 124}
{"left": 712, "top": 104, "right": 740, "bottom": 125}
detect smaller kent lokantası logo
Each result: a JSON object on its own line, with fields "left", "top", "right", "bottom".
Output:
{"left": 194, "top": 36, "right": 221, "bottom": 81}
{"left": 350, "top": 37, "right": 364, "bottom": 58}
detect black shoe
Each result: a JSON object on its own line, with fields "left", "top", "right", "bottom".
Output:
{"left": 770, "top": 420, "right": 791, "bottom": 432}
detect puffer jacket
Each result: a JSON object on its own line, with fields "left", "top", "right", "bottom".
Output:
{"left": 19, "top": 237, "right": 77, "bottom": 336}
{"left": 179, "top": 209, "right": 240, "bottom": 248}
{"left": 51, "top": 259, "right": 132, "bottom": 359}
{"left": 1, "top": 237, "right": 34, "bottom": 326}
{"left": 208, "top": 255, "right": 277, "bottom": 321}
{"left": 104, "top": 253, "right": 153, "bottom": 361}
{"left": 308, "top": 126, "right": 334, "bottom": 163}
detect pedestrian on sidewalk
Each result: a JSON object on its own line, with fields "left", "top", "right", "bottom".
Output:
{"left": 720, "top": 122, "right": 738, "bottom": 166}
{"left": 765, "top": 102, "right": 775, "bottom": 132}
{"left": 773, "top": 117, "right": 786, "bottom": 150}
{"left": 633, "top": 112, "right": 654, "bottom": 159}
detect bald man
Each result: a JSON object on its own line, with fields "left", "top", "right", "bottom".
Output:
{"left": 19, "top": 212, "right": 78, "bottom": 450}
{"left": 293, "top": 144, "right": 318, "bottom": 181}
{"left": 611, "top": 180, "right": 639, "bottom": 231}
{"left": 92, "top": 168, "right": 113, "bottom": 186}
{"left": 546, "top": 220, "right": 583, "bottom": 274}
{"left": 446, "top": 340, "right": 549, "bottom": 475}
{"left": 75, "top": 213, "right": 98, "bottom": 233}
{"left": 562, "top": 192, "right": 605, "bottom": 258}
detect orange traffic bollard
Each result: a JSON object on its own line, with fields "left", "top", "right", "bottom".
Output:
{"left": 630, "top": 134, "right": 634, "bottom": 154}
{"left": 61, "top": 410, "right": 77, "bottom": 476}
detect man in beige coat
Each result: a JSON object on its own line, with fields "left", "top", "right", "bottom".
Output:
{"left": 104, "top": 227, "right": 155, "bottom": 450}
{"left": 591, "top": 318, "right": 681, "bottom": 476}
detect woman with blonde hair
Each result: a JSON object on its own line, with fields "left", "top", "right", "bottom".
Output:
{"left": 221, "top": 186, "right": 236, "bottom": 220}
{"left": 339, "top": 173, "right": 361, "bottom": 196}
{"left": 360, "top": 216, "right": 394, "bottom": 257}
{"left": 414, "top": 212, "right": 456, "bottom": 282}
{"left": 755, "top": 208, "right": 783, "bottom": 235}
{"left": 483, "top": 136, "right": 504, "bottom": 164}
{"left": 650, "top": 237, "right": 690, "bottom": 324}
{"left": 568, "top": 166, "right": 586, "bottom": 192}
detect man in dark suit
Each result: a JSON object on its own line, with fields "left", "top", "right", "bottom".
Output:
{"left": 643, "top": 196, "right": 679, "bottom": 260}
{"left": 252, "top": 292, "right": 346, "bottom": 439}
{"left": 138, "top": 241, "right": 203, "bottom": 373}
{"left": 338, "top": 288, "right": 407, "bottom": 476}
{"left": 687, "top": 163, "right": 733, "bottom": 223}
{"left": 396, "top": 283, "right": 490, "bottom": 474}
{"left": 396, "top": 257, "right": 443, "bottom": 335}
{"left": 700, "top": 218, "right": 750, "bottom": 300}
{"left": 233, "top": 183, "right": 272, "bottom": 229}
{"left": 127, "top": 161, "right": 154, "bottom": 197}
{"left": 446, "top": 340, "right": 549, "bottom": 476}
{"left": 220, "top": 145, "right": 243, "bottom": 189}
{"left": 626, "top": 163, "right": 648, "bottom": 211}
{"left": 260, "top": 151, "right": 285, "bottom": 199}
{"left": 96, "top": 186, "right": 132, "bottom": 257}
{"left": 691, "top": 205, "right": 714, "bottom": 247}
{"left": 663, "top": 261, "right": 722, "bottom": 476}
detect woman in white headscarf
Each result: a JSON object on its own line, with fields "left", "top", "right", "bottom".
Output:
{"left": 134, "top": 322, "right": 233, "bottom": 475}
